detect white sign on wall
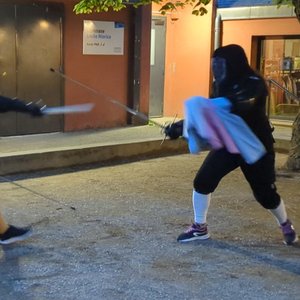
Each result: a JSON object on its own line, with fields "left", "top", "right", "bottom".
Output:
{"left": 83, "top": 20, "right": 124, "bottom": 55}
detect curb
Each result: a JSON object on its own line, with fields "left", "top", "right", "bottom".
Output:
{"left": 0, "top": 137, "right": 289, "bottom": 176}
{"left": 274, "top": 139, "right": 290, "bottom": 154}
{"left": 0, "top": 139, "right": 189, "bottom": 175}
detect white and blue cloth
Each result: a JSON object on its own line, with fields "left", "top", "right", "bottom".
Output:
{"left": 183, "top": 96, "right": 266, "bottom": 164}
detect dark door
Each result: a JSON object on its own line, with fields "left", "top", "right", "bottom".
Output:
{"left": 0, "top": 4, "right": 18, "bottom": 135}
{"left": 0, "top": 3, "right": 63, "bottom": 136}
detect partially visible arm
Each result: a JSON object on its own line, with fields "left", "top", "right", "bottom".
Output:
{"left": 0, "top": 95, "right": 43, "bottom": 116}
{"left": 0, "top": 95, "right": 28, "bottom": 112}
{"left": 226, "top": 76, "right": 268, "bottom": 112}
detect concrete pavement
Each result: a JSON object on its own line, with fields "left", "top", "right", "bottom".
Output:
{"left": 0, "top": 117, "right": 293, "bottom": 175}
{"left": 0, "top": 118, "right": 298, "bottom": 300}
{"left": 0, "top": 152, "right": 299, "bottom": 300}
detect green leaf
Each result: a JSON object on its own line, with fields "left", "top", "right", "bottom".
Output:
{"left": 73, "top": 0, "right": 213, "bottom": 16}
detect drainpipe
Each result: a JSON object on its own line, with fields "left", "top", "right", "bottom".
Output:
{"left": 214, "top": 13, "right": 221, "bottom": 50}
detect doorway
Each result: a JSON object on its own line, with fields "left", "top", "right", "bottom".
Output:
{"left": 257, "top": 36, "right": 300, "bottom": 120}
{"left": 0, "top": 3, "right": 63, "bottom": 136}
{"left": 149, "top": 16, "right": 166, "bottom": 117}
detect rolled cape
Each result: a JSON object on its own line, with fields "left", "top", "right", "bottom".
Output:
{"left": 183, "top": 96, "right": 266, "bottom": 164}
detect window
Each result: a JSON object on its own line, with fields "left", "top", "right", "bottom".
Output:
{"left": 258, "top": 37, "right": 300, "bottom": 120}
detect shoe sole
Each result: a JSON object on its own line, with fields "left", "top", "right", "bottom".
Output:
{"left": 177, "top": 233, "right": 210, "bottom": 243}
{"left": 0, "top": 230, "right": 32, "bottom": 245}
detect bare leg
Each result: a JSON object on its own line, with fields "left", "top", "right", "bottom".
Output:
{"left": 0, "top": 211, "right": 9, "bottom": 234}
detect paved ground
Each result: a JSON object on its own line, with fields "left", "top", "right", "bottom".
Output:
{"left": 0, "top": 152, "right": 299, "bottom": 300}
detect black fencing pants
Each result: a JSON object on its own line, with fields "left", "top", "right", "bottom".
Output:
{"left": 193, "top": 148, "right": 281, "bottom": 209}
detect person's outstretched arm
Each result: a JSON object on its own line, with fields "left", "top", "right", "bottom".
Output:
{"left": 0, "top": 95, "right": 43, "bottom": 116}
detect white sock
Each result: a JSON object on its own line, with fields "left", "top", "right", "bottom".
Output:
{"left": 269, "top": 199, "right": 288, "bottom": 225}
{"left": 192, "top": 190, "right": 211, "bottom": 224}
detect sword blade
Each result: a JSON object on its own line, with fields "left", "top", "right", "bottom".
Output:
{"left": 42, "top": 103, "right": 94, "bottom": 115}
{"left": 49, "top": 68, "right": 165, "bottom": 129}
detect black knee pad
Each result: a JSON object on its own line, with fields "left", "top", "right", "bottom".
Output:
{"left": 193, "top": 177, "right": 217, "bottom": 194}
{"left": 253, "top": 183, "right": 280, "bottom": 209}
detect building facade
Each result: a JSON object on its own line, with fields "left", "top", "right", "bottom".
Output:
{"left": 0, "top": 0, "right": 299, "bottom": 136}
{"left": 157, "top": 0, "right": 300, "bottom": 122}
{"left": 0, "top": 0, "right": 151, "bottom": 136}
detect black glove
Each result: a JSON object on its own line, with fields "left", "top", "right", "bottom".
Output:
{"left": 25, "top": 102, "right": 44, "bottom": 116}
{"left": 164, "top": 120, "right": 184, "bottom": 140}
